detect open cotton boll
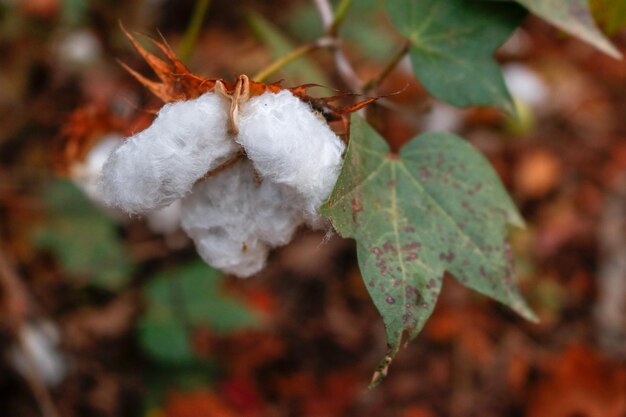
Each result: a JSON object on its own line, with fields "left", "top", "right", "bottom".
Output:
{"left": 253, "top": 179, "right": 304, "bottom": 246}
{"left": 193, "top": 232, "right": 270, "bottom": 277}
{"left": 237, "top": 90, "right": 345, "bottom": 216}
{"left": 181, "top": 160, "right": 304, "bottom": 277}
{"left": 99, "top": 92, "right": 239, "bottom": 213}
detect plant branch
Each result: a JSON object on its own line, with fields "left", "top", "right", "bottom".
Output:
{"left": 363, "top": 40, "right": 410, "bottom": 93}
{"left": 329, "top": 0, "right": 353, "bottom": 35}
{"left": 0, "top": 245, "right": 32, "bottom": 325}
{"left": 313, "top": 0, "right": 334, "bottom": 27}
{"left": 252, "top": 40, "right": 329, "bottom": 83}
{"left": 313, "top": 0, "right": 363, "bottom": 93}
{"left": 178, "top": 0, "right": 212, "bottom": 64}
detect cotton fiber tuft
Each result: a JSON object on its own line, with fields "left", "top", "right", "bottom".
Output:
{"left": 99, "top": 92, "right": 239, "bottom": 213}
{"left": 181, "top": 161, "right": 305, "bottom": 277}
{"left": 237, "top": 90, "right": 345, "bottom": 216}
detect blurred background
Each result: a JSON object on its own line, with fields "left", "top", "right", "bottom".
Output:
{"left": 0, "top": 0, "right": 625, "bottom": 416}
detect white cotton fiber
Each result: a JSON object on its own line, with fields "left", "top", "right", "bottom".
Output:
{"left": 9, "top": 320, "right": 67, "bottom": 387}
{"left": 503, "top": 63, "right": 548, "bottom": 107}
{"left": 237, "top": 90, "right": 345, "bottom": 217}
{"left": 146, "top": 199, "right": 182, "bottom": 234}
{"left": 181, "top": 160, "right": 304, "bottom": 277}
{"left": 99, "top": 92, "right": 239, "bottom": 213}
{"left": 72, "top": 133, "right": 122, "bottom": 206}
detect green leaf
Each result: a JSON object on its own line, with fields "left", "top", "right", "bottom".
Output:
{"left": 321, "top": 117, "right": 536, "bottom": 385}
{"left": 34, "top": 180, "right": 133, "bottom": 290}
{"left": 515, "top": 0, "right": 622, "bottom": 58}
{"left": 139, "top": 261, "right": 258, "bottom": 364}
{"left": 385, "top": 0, "right": 525, "bottom": 113}
{"left": 139, "top": 313, "right": 194, "bottom": 363}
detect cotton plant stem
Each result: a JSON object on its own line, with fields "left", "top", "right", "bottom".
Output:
{"left": 330, "top": 0, "right": 353, "bottom": 34}
{"left": 253, "top": 0, "right": 360, "bottom": 90}
{"left": 178, "top": 0, "right": 212, "bottom": 64}
{"left": 252, "top": 40, "right": 328, "bottom": 83}
{"left": 313, "top": 0, "right": 363, "bottom": 93}
{"left": 363, "top": 40, "right": 411, "bottom": 93}
{"left": 313, "top": 0, "right": 334, "bottom": 26}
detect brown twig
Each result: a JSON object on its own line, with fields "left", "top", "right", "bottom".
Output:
{"left": 194, "top": 152, "right": 245, "bottom": 185}
{"left": 595, "top": 175, "right": 626, "bottom": 356}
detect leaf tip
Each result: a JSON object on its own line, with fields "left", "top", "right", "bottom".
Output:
{"left": 368, "top": 353, "right": 394, "bottom": 389}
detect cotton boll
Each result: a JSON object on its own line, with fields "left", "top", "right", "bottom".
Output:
{"left": 182, "top": 161, "right": 304, "bottom": 277}
{"left": 194, "top": 232, "right": 270, "bottom": 277}
{"left": 253, "top": 180, "right": 303, "bottom": 246}
{"left": 99, "top": 92, "right": 239, "bottom": 213}
{"left": 237, "top": 90, "right": 345, "bottom": 216}
{"left": 182, "top": 162, "right": 268, "bottom": 277}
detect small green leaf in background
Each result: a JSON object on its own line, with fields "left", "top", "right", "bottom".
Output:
{"left": 139, "top": 261, "right": 258, "bottom": 364}
{"left": 386, "top": 0, "right": 526, "bottom": 113}
{"left": 321, "top": 117, "right": 536, "bottom": 385}
{"left": 34, "top": 180, "right": 133, "bottom": 290}
{"left": 590, "top": 0, "right": 626, "bottom": 35}
{"left": 247, "top": 12, "right": 330, "bottom": 86}
{"left": 515, "top": 0, "right": 622, "bottom": 58}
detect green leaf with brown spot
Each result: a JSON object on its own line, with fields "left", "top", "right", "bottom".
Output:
{"left": 385, "top": 0, "right": 526, "bottom": 113}
{"left": 321, "top": 117, "right": 536, "bottom": 385}
{"left": 515, "top": 0, "right": 621, "bottom": 58}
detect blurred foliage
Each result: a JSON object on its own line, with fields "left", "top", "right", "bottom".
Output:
{"left": 62, "top": 0, "right": 88, "bottom": 26}
{"left": 33, "top": 179, "right": 134, "bottom": 290}
{"left": 139, "top": 261, "right": 259, "bottom": 364}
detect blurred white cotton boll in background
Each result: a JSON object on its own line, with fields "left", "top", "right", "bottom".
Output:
{"left": 423, "top": 103, "right": 463, "bottom": 133}
{"left": 181, "top": 161, "right": 305, "bottom": 277}
{"left": 503, "top": 63, "right": 549, "bottom": 107}
{"left": 99, "top": 92, "right": 239, "bottom": 213}
{"left": 57, "top": 29, "right": 102, "bottom": 67}
{"left": 9, "top": 320, "right": 67, "bottom": 387}
{"left": 237, "top": 90, "right": 345, "bottom": 216}
{"left": 72, "top": 134, "right": 122, "bottom": 205}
